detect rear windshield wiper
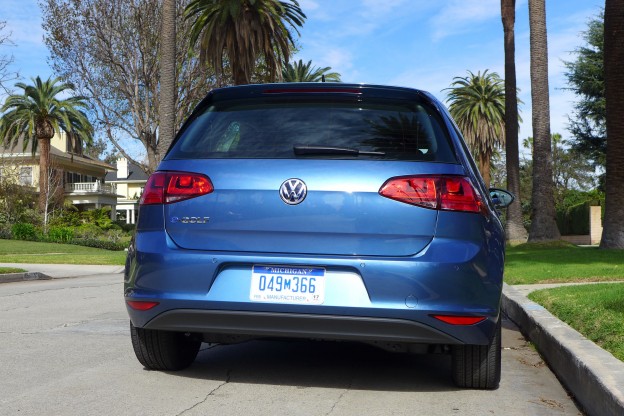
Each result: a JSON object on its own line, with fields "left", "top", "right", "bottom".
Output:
{"left": 293, "top": 145, "right": 385, "bottom": 157}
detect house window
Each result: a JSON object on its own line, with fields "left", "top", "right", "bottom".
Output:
{"left": 19, "top": 167, "right": 32, "bottom": 186}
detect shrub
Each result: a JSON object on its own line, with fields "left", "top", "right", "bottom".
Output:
{"left": 114, "top": 221, "right": 136, "bottom": 233}
{"left": 74, "top": 223, "right": 105, "bottom": 240}
{"left": 70, "top": 238, "right": 128, "bottom": 251}
{"left": 12, "top": 223, "right": 39, "bottom": 241}
{"left": 0, "top": 224, "right": 11, "bottom": 239}
{"left": 556, "top": 202, "right": 591, "bottom": 236}
{"left": 47, "top": 226, "right": 75, "bottom": 243}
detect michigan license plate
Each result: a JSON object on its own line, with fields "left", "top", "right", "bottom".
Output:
{"left": 250, "top": 265, "right": 325, "bottom": 305}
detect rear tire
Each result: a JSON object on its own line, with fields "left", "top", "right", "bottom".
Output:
{"left": 451, "top": 319, "right": 501, "bottom": 389}
{"left": 130, "top": 321, "right": 201, "bottom": 371}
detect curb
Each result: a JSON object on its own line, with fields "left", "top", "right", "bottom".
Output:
{"left": 0, "top": 272, "right": 52, "bottom": 284}
{"left": 502, "top": 283, "right": 624, "bottom": 416}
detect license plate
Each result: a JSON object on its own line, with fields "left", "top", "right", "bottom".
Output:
{"left": 250, "top": 265, "right": 325, "bottom": 305}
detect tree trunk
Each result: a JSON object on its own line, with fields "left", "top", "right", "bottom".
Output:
{"left": 501, "top": 0, "right": 528, "bottom": 243}
{"left": 527, "top": 0, "right": 560, "bottom": 242}
{"left": 157, "top": 0, "right": 177, "bottom": 161}
{"left": 37, "top": 137, "right": 51, "bottom": 213}
{"left": 479, "top": 151, "right": 491, "bottom": 187}
{"left": 600, "top": 0, "right": 624, "bottom": 249}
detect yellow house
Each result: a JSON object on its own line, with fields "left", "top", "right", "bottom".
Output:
{"left": 0, "top": 131, "right": 119, "bottom": 216}
{"left": 105, "top": 157, "right": 148, "bottom": 224}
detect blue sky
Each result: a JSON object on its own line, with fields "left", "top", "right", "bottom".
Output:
{"left": 0, "top": 0, "right": 605, "bottom": 157}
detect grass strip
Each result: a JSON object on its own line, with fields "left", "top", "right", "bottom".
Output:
{"left": 529, "top": 283, "right": 624, "bottom": 361}
{"left": 0, "top": 267, "right": 27, "bottom": 275}
{"left": 0, "top": 239, "right": 126, "bottom": 265}
{"left": 505, "top": 243, "right": 624, "bottom": 285}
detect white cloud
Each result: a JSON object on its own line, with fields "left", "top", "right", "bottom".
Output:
{"left": 430, "top": 0, "right": 502, "bottom": 41}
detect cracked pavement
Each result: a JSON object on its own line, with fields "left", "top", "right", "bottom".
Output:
{"left": 0, "top": 273, "right": 583, "bottom": 415}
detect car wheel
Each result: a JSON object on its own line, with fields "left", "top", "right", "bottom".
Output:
{"left": 451, "top": 319, "right": 501, "bottom": 390}
{"left": 130, "top": 321, "right": 201, "bottom": 371}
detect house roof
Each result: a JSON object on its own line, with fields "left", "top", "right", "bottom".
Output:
{"left": 105, "top": 160, "right": 149, "bottom": 182}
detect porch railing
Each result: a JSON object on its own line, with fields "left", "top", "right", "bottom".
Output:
{"left": 64, "top": 182, "right": 117, "bottom": 195}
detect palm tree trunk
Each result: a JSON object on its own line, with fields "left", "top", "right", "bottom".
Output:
{"left": 479, "top": 152, "right": 491, "bottom": 187}
{"left": 37, "top": 137, "right": 51, "bottom": 213}
{"left": 157, "top": 0, "right": 177, "bottom": 161}
{"left": 501, "top": 0, "right": 528, "bottom": 243}
{"left": 527, "top": 0, "right": 560, "bottom": 242}
{"left": 600, "top": 0, "right": 624, "bottom": 249}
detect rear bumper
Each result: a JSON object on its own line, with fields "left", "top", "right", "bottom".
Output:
{"left": 125, "top": 229, "right": 504, "bottom": 346}
{"left": 141, "top": 309, "right": 461, "bottom": 345}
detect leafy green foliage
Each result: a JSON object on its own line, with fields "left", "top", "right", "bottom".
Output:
{"left": 69, "top": 238, "right": 127, "bottom": 251}
{"left": 564, "top": 12, "right": 606, "bottom": 168}
{"left": 185, "top": 0, "right": 306, "bottom": 84}
{"left": 556, "top": 202, "right": 590, "bottom": 235}
{"left": 47, "top": 226, "right": 74, "bottom": 243}
{"left": 446, "top": 70, "right": 506, "bottom": 184}
{"left": 11, "top": 223, "right": 39, "bottom": 241}
{"left": 0, "top": 76, "right": 93, "bottom": 154}
{"left": 282, "top": 59, "right": 341, "bottom": 82}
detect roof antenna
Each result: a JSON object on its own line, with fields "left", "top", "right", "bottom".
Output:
{"left": 322, "top": 75, "right": 326, "bottom": 83}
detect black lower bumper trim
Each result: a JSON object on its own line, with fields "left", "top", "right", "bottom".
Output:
{"left": 143, "top": 309, "right": 461, "bottom": 345}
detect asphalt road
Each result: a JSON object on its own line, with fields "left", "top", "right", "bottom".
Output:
{"left": 0, "top": 273, "right": 583, "bottom": 416}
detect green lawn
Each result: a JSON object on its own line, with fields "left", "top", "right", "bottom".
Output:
{"left": 0, "top": 239, "right": 127, "bottom": 265}
{"left": 0, "top": 266, "right": 26, "bottom": 274}
{"left": 529, "top": 283, "right": 624, "bottom": 361}
{"left": 505, "top": 243, "right": 624, "bottom": 285}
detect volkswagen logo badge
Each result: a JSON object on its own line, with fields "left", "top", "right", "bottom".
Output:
{"left": 279, "top": 178, "right": 307, "bottom": 205}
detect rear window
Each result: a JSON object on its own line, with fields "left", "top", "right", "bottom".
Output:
{"left": 167, "top": 95, "right": 457, "bottom": 162}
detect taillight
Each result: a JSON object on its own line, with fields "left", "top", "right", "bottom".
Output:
{"left": 379, "top": 175, "right": 485, "bottom": 214}
{"left": 140, "top": 171, "right": 213, "bottom": 205}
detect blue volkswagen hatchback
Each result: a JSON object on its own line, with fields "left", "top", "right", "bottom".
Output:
{"left": 125, "top": 83, "right": 513, "bottom": 389}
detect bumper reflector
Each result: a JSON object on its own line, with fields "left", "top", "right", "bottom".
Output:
{"left": 431, "top": 315, "right": 486, "bottom": 325}
{"left": 126, "top": 301, "right": 160, "bottom": 311}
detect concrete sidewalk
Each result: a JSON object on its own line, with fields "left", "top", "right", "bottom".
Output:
{"left": 0, "top": 263, "right": 124, "bottom": 283}
{"left": 503, "top": 282, "right": 624, "bottom": 416}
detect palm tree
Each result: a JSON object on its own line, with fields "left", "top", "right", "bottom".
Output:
{"left": 501, "top": 0, "right": 528, "bottom": 242}
{"left": 0, "top": 76, "right": 93, "bottom": 212}
{"left": 600, "top": 0, "right": 624, "bottom": 249}
{"left": 446, "top": 70, "right": 506, "bottom": 186}
{"left": 158, "top": 0, "right": 177, "bottom": 159}
{"left": 185, "top": 0, "right": 306, "bottom": 85}
{"left": 282, "top": 59, "right": 341, "bottom": 82}
{"left": 527, "top": 0, "right": 560, "bottom": 241}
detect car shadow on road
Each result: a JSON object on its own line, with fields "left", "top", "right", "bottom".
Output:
{"left": 171, "top": 338, "right": 459, "bottom": 392}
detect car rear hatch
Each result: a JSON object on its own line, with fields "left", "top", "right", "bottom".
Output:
{"left": 158, "top": 85, "right": 465, "bottom": 257}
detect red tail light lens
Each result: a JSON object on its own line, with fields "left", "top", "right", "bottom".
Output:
{"left": 140, "top": 171, "right": 213, "bottom": 205}
{"left": 379, "top": 175, "right": 484, "bottom": 214}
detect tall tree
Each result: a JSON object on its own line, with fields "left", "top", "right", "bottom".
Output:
{"left": 185, "top": 0, "right": 306, "bottom": 85}
{"left": 42, "top": 0, "right": 216, "bottom": 173}
{"left": 158, "top": 0, "right": 177, "bottom": 157}
{"left": 527, "top": 0, "right": 560, "bottom": 241}
{"left": 0, "top": 76, "right": 93, "bottom": 212}
{"left": 564, "top": 13, "right": 606, "bottom": 171}
{"left": 446, "top": 70, "right": 506, "bottom": 187}
{"left": 600, "top": 0, "right": 624, "bottom": 249}
{"left": 501, "top": 0, "right": 528, "bottom": 242}
{"left": 282, "top": 59, "right": 341, "bottom": 82}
